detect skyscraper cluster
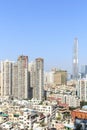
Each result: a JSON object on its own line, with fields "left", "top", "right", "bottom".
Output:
{"left": 0, "top": 56, "right": 44, "bottom": 100}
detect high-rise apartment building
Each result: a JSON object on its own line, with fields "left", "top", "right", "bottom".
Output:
{"left": 78, "top": 78, "right": 87, "bottom": 101}
{"left": 17, "top": 55, "right": 28, "bottom": 99}
{"left": 12, "top": 62, "right": 18, "bottom": 98}
{"left": 44, "top": 70, "right": 54, "bottom": 87}
{"left": 34, "top": 58, "right": 44, "bottom": 100}
{"left": 1, "top": 60, "right": 12, "bottom": 96}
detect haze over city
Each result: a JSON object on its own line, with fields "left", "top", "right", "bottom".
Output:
{"left": 0, "top": 0, "right": 87, "bottom": 72}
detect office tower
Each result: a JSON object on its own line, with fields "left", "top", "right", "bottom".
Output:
{"left": 12, "top": 62, "right": 18, "bottom": 98}
{"left": 17, "top": 55, "right": 28, "bottom": 99}
{"left": 81, "top": 65, "right": 87, "bottom": 78}
{"left": 73, "top": 38, "right": 78, "bottom": 80}
{"left": 1, "top": 60, "right": 12, "bottom": 96}
{"left": 34, "top": 58, "right": 44, "bottom": 100}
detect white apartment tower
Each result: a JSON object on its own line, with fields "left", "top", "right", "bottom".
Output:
{"left": 12, "top": 62, "right": 18, "bottom": 98}
{"left": 1, "top": 60, "right": 12, "bottom": 96}
{"left": 35, "top": 58, "right": 44, "bottom": 100}
{"left": 78, "top": 78, "right": 87, "bottom": 101}
{"left": 17, "top": 55, "right": 28, "bottom": 99}
{"left": 44, "top": 70, "right": 55, "bottom": 86}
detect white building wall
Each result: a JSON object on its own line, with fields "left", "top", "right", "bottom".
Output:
{"left": 44, "top": 71, "right": 54, "bottom": 86}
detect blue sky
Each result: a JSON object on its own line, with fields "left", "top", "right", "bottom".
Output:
{"left": 0, "top": 0, "right": 87, "bottom": 72}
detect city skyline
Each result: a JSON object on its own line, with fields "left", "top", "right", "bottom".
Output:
{"left": 0, "top": 1, "right": 87, "bottom": 72}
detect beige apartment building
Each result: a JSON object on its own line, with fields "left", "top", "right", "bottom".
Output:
{"left": 54, "top": 70, "right": 67, "bottom": 86}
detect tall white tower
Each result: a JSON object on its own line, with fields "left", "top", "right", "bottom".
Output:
{"left": 12, "top": 62, "right": 18, "bottom": 98}
{"left": 17, "top": 55, "right": 28, "bottom": 99}
{"left": 34, "top": 58, "right": 44, "bottom": 100}
{"left": 73, "top": 38, "right": 78, "bottom": 80}
{"left": 1, "top": 60, "right": 12, "bottom": 96}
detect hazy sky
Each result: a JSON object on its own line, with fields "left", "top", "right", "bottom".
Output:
{"left": 0, "top": 0, "right": 87, "bottom": 72}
